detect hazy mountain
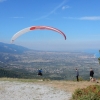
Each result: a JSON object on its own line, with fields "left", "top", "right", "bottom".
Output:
{"left": 0, "top": 42, "right": 30, "bottom": 54}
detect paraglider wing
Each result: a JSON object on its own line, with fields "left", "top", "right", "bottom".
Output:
{"left": 30, "top": 26, "right": 66, "bottom": 40}
{"left": 11, "top": 27, "right": 31, "bottom": 43}
{"left": 11, "top": 26, "right": 66, "bottom": 43}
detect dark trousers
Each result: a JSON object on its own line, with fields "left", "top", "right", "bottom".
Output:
{"left": 38, "top": 72, "right": 42, "bottom": 76}
{"left": 76, "top": 76, "right": 79, "bottom": 81}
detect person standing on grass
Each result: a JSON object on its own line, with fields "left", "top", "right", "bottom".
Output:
{"left": 76, "top": 68, "right": 79, "bottom": 81}
{"left": 90, "top": 68, "right": 94, "bottom": 81}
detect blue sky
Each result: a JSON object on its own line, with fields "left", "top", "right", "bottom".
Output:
{"left": 0, "top": 0, "right": 100, "bottom": 51}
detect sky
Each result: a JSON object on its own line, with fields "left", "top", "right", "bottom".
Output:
{"left": 0, "top": 0, "right": 100, "bottom": 51}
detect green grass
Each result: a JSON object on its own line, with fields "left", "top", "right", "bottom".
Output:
{"left": 71, "top": 85, "right": 100, "bottom": 100}
{"left": 0, "top": 77, "right": 51, "bottom": 83}
{"left": 0, "top": 77, "right": 42, "bottom": 83}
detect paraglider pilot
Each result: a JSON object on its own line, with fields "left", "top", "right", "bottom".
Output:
{"left": 38, "top": 69, "right": 43, "bottom": 76}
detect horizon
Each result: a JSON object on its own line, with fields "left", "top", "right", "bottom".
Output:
{"left": 0, "top": 41, "right": 100, "bottom": 57}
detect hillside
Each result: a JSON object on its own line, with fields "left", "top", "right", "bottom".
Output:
{"left": 0, "top": 78, "right": 100, "bottom": 100}
{"left": 0, "top": 42, "right": 29, "bottom": 54}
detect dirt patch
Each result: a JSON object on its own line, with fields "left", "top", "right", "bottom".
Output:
{"left": 0, "top": 81, "right": 72, "bottom": 100}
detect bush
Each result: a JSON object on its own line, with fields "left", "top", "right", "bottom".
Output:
{"left": 71, "top": 85, "right": 100, "bottom": 100}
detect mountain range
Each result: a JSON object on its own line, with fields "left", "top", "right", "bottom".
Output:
{"left": 0, "top": 42, "right": 29, "bottom": 54}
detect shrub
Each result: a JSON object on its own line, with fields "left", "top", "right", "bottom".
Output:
{"left": 71, "top": 85, "right": 100, "bottom": 100}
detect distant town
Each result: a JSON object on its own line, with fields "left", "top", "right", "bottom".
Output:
{"left": 0, "top": 50, "right": 99, "bottom": 80}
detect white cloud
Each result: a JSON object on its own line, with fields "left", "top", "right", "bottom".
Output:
{"left": 79, "top": 16, "right": 100, "bottom": 20}
{"left": 0, "top": 0, "right": 6, "bottom": 3}
{"left": 49, "top": 0, "right": 67, "bottom": 14}
{"left": 33, "top": 0, "right": 67, "bottom": 21}
{"left": 62, "top": 5, "right": 70, "bottom": 10}
{"left": 63, "top": 16, "right": 100, "bottom": 20}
